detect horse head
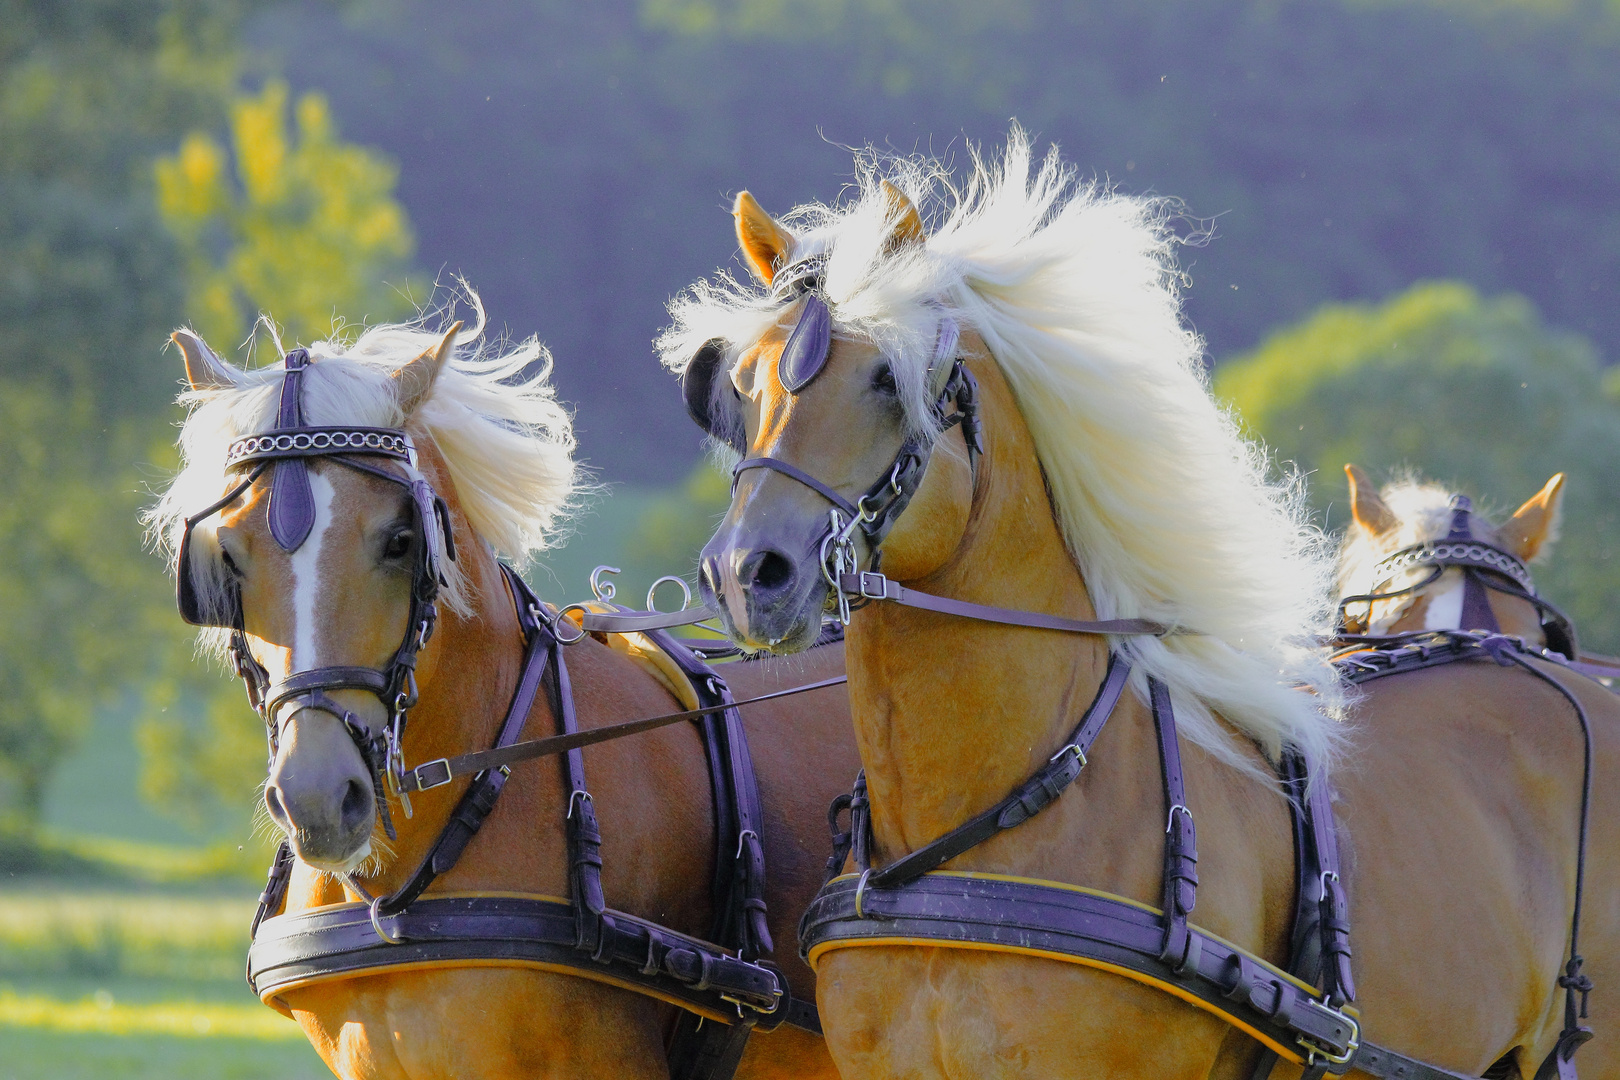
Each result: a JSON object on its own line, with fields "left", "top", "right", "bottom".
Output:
{"left": 1337, "top": 463, "right": 1568, "bottom": 649}
{"left": 685, "top": 184, "right": 978, "bottom": 654}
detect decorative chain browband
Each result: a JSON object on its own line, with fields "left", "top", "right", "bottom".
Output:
{"left": 226, "top": 427, "right": 413, "bottom": 470}
{"left": 1371, "top": 539, "right": 1533, "bottom": 593}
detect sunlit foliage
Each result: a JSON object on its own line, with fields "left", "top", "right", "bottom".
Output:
{"left": 155, "top": 80, "right": 418, "bottom": 353}
{"left": 1216, "top": 281, "right": 1620, "bottom": 650}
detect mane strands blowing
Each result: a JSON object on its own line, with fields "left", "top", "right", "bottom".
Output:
{"left": 149, "top": 287, "right": 580, "bottom": 655}
{"left": 663, "top": 128, "right": 1345, "bottom": 773}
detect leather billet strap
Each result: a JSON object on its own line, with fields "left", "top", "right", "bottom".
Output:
{"left": 849, "top": 656, "right": 1133, "bottom": 890}
{"left": 801, "top": 871, "right": 1360, "bottom": 1067}
{"left": 839, "top": 571, "right": 1174, "bottom": 637}
{"left": 248, "top": 894, "right": 817, "bottom": 1035}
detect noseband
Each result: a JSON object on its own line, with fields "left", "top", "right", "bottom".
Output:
{"left": 176, "top": 349, "right": 456, "bottom": 839}
{"left": 1337, "top": 495, "right": 1577, "bottom": 657}
{"left": 721, "top": 293, "right": 984, "bottom": 624}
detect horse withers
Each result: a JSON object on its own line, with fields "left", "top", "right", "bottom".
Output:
{"left": 664, "top": 133, "right": 1618, "bottom": 1079}
{"left": 151, "top": 304, "right": 856, "bottom": 1080}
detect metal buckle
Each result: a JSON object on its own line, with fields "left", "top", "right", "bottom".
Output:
{"left": 1299, "top": 1009, "right": 1360, "bottom": 1070}
{"left": 410, "top": 758, "right": 453, "bottom": 791}
{"left": 566, "top": 789, "right": 593, "bottom": 819}
{"left": 735, "top": 828, "right": 759, "bottom": 859}
{"left": 853, "top": 868, "right": 874, "bottom": 918}
{"left": 1166, "top": 803, "right": 1192, "bottom": 833}
{"left": 1049, "top": 743, "right": 1087, "bottom": 767}
{"left": 369, "top": 896, "right": 405, "bottom": 945}
{"left": 857, "top": 572, "right": 888, "bottom": 600}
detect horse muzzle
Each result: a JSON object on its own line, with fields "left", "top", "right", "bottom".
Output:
{"left": 264, "top": 706, "right": 380, "bottom": 871}
{"left": 699, "top": 522, "right": 829, "bottom": 654}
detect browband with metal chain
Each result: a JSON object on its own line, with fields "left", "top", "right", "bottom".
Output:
{"left": 226, "top": 426, "right": 413, "bottom": 469}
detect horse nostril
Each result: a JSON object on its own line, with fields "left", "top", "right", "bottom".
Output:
{"left": 264, "top": 785, "right": 289, "bottom": 828}
{"left": 739, "top": 548, "right": 796, "bottom": 596}
{"left": 339, "top": 778, "right": 372, "bottom": 835}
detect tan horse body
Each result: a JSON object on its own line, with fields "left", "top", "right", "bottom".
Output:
{"left": 161, "top": 328, "right": 856, "bottom": 1079}
{"left": 687, "top": 181, "right": 1619, "bottom": 1078}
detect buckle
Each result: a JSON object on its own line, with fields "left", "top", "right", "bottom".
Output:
{"left": 410, "top": 758, "right": 453, "bottom": 791}
{"left": 858, "top": 572, "right": 889, "bottom": 600}
{"left": 1298, "top": 1007, "right": 1360, "bottom": 1069}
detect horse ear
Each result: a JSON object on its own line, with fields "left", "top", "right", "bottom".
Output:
{"left": 881, "top": 180, "right": 926, "bottom": 253}
{"left": 733, "top": 191, "right": 795, "bottom": 285}
{"left": 1345, "top": 464, "right": 1397, "bottom": 537}
{"left": 1499, "top": 473, "right": 1565, "bottom": 563}
{"left": 172, "top": 328, "right": 239, "bottom": 391}
{"left": 392, "top": 321, "right": 463, "bottom": 417}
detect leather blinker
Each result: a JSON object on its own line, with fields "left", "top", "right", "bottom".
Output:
{"left": 779, "top": 293, "right": 832, "bottom": 393}
{"left": 268, "top": 349, "right": 317, "bottom": 551}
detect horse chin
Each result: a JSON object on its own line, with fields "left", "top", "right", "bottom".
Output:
{"left": 287, "top": 831, "right": 375, "bottom": 877}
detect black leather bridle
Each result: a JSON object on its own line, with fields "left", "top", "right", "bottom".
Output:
{"left": 1337, "top": 494, "right": 1577, "bottom": 658}
{"left": 682, "top": 287, "right": 985, "bottom": 624}
{"left": 176, "top": 348, "right": 455, "bottom": 839}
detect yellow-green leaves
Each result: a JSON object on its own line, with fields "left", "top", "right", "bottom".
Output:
{"left": 155, "top": 80, "right": 418, "bottom": 354}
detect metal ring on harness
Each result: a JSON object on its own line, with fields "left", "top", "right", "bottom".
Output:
{"left": 370, "top": 895, "right": 405, "bottom": 945}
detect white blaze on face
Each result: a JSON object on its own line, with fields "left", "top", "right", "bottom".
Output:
{"left": 1420, "top": 567, "right": 1465, "bottom": 631}
{"left": 289, "top": 470, "right": 338, "bottom": 669}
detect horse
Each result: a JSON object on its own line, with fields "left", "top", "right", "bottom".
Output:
{"left": 148, "top": 301, "right": 857, "bottom": 1080}
{"left": 1336, "top": 464, "right": 1567, "bottom": 646}
{"left": 661, "top": 131, "right": 1619, "bottom": 1079}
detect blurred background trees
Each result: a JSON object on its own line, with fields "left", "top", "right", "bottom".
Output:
{"left": 1216, "top": 282, "right": 1620, "bottom": 647}
{"left": 5, "top": 0, "right": 1620, "bottom": 835}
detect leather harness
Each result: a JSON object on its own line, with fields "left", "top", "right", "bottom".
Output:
{"left": 245, "top": 567, "right": 823, "bottom": 1078}
{"left": 686, "top": 291, "right": 1599, "bottom": 1080}
{"left": 182, "top": 349, "right": 827, "bottom": 1080}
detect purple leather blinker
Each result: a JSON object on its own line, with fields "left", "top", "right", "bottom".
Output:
{"left": 779, "top": 294, "right": 833, "bottom": 393}
{"left": 267, "top": 349, "right": 317, "bottom": 552}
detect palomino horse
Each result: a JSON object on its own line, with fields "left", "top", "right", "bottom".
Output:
{"left": 1336, "top": 465, "right": 1569, "bottom": 647}
{"left": 150, "top": 306, "right": 856, "bottom": 1080}
{"left": 664, "top": 133, "right": 1618, "bottom": 1079}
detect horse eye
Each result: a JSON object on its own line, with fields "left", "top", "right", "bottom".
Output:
{"left": 220, "top": 549, "right": 242, "bottom": 578}
{"left": 871, "top": 363, "right": 898, "bottom": 396}
{"left": 384, "top": 530, "right": 414, "bottom": 560}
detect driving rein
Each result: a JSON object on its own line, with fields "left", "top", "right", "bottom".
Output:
{"left": 182, "top": 350, "right": 831, "bottom": 1080}
{"left": 685, "top": 289, "right": 1598, "bottom": 1080}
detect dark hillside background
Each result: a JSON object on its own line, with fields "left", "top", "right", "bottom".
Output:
{"left": 248, "top": 0, "right": 1620, "bottom": 483}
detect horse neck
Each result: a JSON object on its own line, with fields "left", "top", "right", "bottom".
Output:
{"left": 847, "top": 356, "right": 1140, "bottom": 862}
{"left": 346, "top": 534, "right": 526, "bottom": 901}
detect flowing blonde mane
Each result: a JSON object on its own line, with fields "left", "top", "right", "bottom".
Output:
{"left": 149, "top": 290, "right": 579, "bottom": 654}
{"left": 661, "top": 129, "right": 1347, "bottom": 772}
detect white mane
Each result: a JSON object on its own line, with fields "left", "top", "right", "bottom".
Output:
{"left": 149, "top": 290, "right": 579, "bottom": 653}
{"left": 661, "top": 129, "right": 1347, "bottom": 773}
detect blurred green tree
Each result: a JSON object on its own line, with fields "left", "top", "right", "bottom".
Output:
{"left": 155, "top": 79, "right": 419, "bottom": 353}
{"left": 1215, "top": 280, "right": 1620, "bottom": 650}
{"left": 0, "top": 0, "right": 276, "bottom": 830}
{"left": 624, "top": 459, "right": 732, "bottom": 588}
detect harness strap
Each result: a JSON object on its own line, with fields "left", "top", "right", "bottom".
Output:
{"left": 267, "top": 349, "right": 316, "bottom": 551}
{"left": 1152, "top": 676, "right": 1201, "bottom": 974}
{"left": 857, "top": 656, "right": 1131, "bottom": 890}
{"left": 839, "top": 571, "right": 1173, "bottom": 636}
{"left": 734, "top": 457, "right": 858, "bottom": 518}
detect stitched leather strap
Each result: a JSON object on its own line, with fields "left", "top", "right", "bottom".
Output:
{"left": 862, "top": 656, "right": 1132, "bottom": 890}
{"left": 734, "top": 457, "right": 859, "bottom": 517}
{"left": 1152, "top": 676, "right": 1200, "bottom": 973}
{"left": 839, "top": 571, "right": 1173, "bottom": 636}
{"left": 578, "top": 606, "right": 719, "bottom": 633}
{"left": 249, "top": 895, "right": 815, "bottom": 1032}
{"left": 801, "top": 872, "right": 1359, "bottom": 1065}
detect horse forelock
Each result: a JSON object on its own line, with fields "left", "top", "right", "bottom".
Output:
{"left": 148, "top": 291, "right": 580, "bottom": 659}
{"left": 1336, "top": 478, "right": 1509, "bottom": 602}
{"left": 661, "top": 127, "right": 1346, "bottom": 776}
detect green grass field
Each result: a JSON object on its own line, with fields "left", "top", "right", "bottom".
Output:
{"left": 0, "top": 886, "right": 330, "bottom": 1079}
